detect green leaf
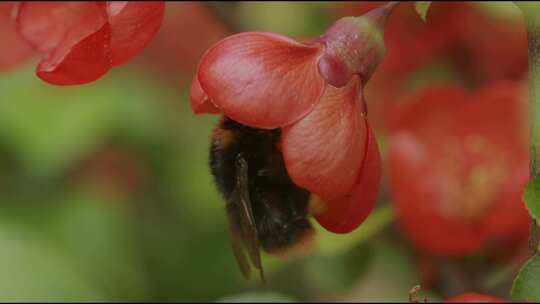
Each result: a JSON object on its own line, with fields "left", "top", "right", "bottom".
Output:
{"left": 511, "top": 252, "right": 540, "bottom": 301}
{"left": 415, "top": 1, "right": 432, "bottom": 22}
{"left": 523, "top": 178, "right": 540, "bottom": 222}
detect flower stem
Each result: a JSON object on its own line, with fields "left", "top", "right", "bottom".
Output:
{"left": 527, "top": 20, "right": 540, "bottom": 179}
{"left": 525, "top": 14, "right": 540, "bottom": 253}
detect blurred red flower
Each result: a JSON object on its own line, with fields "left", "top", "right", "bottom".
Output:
{"left": 445, "top": 292, "right": 504, "bottom": 303}
{"left": 189, "top": 4, "right": 403, "bottom": 233}
{"left": 140, "top": 2, "right": 229, "bottom": 82}
{"left": 76, "top": 145, "right": 148, "bottom": 199}
{"left": 11, "top": 1, "right": 164, "bottom": 85}
{"left": 451, "top": 5, "right": 527, "bottom": 84}
{"left": 388, "top": 83, "right": 530, "bottom": 256}
{"left": 0, "top": 2, "right": 34, "bottom": 71}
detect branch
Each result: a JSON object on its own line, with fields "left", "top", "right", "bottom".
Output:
{"left": 203, "top": 1, "right": 244, "bottom": 34}
{"left": 516, "top": 2, "right": 540, "bottom": 254}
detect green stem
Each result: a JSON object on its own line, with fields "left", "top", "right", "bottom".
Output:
{"left": 527, "top": 19, "right": 540, "bottom": 179}
{"left": 526, "top": 15, "right": 540, "bottom": 253}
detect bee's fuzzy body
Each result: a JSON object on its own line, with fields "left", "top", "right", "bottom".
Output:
{"left": 209, "top": 116, "right": 313, "bottom": 254}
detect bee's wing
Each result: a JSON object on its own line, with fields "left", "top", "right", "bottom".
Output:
{"left": 226, "top": 211, "right": 252, "bottom": 279}
{"left": 227, "top": 154, "right": 265, "bottom": 282}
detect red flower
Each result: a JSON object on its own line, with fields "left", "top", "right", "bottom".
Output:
{"left": 445, "top": 292, "right": 504, "bottom": 303}
{"left": 189, "top": 3, "right": 399, "bottom": 233}
{"left": 11, "top": 1, "right": 164, "bottom": 85}
{"left": 388, "top": 83, "right": 530, "bottom": 256}
{"left": 0, "top": 2, "right": 34, "bottom": 71}
{"left": 332, "top": 2, "right": 527, "bottom": 133}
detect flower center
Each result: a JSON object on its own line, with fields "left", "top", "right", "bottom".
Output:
{"left": 438, "top": 134, "right": 509, "bottom": 222}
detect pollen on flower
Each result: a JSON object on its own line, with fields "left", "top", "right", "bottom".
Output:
{"left": 439, "top": 135, "right": 509, "bottom": 222}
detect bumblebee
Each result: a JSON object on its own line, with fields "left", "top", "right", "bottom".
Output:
{"left": 209, "top": 116, "right": 314, "bottom": 281}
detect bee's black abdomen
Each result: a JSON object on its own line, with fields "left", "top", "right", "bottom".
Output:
{"left": 209, "top": 116, "right": 313, "bottom": 253}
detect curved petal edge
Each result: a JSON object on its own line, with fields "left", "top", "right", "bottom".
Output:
{"left": 314, "top": 120, "right": 382, "bottom": 233}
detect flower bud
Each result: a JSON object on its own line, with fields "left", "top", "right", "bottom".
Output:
{"left": 318, "top": 2, "right": 398, "bottom": 87}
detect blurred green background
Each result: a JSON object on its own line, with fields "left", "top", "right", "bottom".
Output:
{"left": 0, "top": 1, "right": 525, "bottom": 301}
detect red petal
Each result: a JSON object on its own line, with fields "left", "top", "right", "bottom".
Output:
{"left": 189, "top": 74, "right": 221, "bottom": 114}
{"left": 445, "top": 293, "right": 504, "bottom": 303}
{"left": 37, "top": 24, "right": 112, "bottom": 85}
{"left": 106, "top": 1, "right": 165, "bottom": 66}
{"left": 313, "top": 120, "right": 381, "bottom": 233}
{"left": 0, "top": 2, "right": 34, "bottom": 71}
{"left": 15, "top": 2, "right": 111, "bottom": 85}
{"left": 282, "top": 79, "right": 366, "bottom": 200}
{"left": 459, "top": 83, "right": 530, "bottom": 242}
{"left": 197, "top": 32, "right": 325, "bottom": 128}
{"left": 482, "top": 164, "right": 529, "bottom": 239}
